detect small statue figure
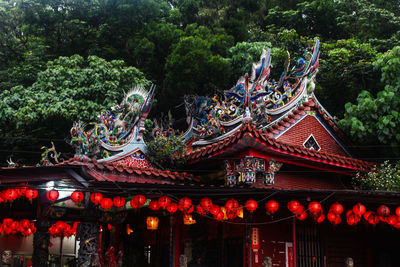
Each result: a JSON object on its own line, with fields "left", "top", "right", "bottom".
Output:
{"left": 263, "top": 256, "right": 272, "bottom": 267}
{"left": 1, "top": 250, "right": 13, "bottom": 267}
{"left": 179, "top": 255, "right": 187, "bottom": 267}
{"left": 345, "top": 257, "right": 354, "bottom": 267}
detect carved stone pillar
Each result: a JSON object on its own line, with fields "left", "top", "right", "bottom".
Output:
{"left": 32, "top": 221, "right": 50, "bottom": 267}
{"left": 77, "top": 222, "right": 100, "bottom": 267}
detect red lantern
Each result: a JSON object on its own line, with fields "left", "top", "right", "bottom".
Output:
{"left": 245, "top": 199, "right": 258, "bottom": 213}
{"left": 387, "top": 214, "right": 398, "bottom": 225}
{"left": 327, "top": 212, "right": 337, "bottom": 222}
{"left": 377, "top": 205, "right": 390, "bottom": 218}
{"left": 100, "top": 198, "right": 113, "bottom": 210}
{"left": 347, "top": 213, "right": 360, "bottom": 226}
{"left": 90, "top": 192, "right": 103, "bottom": 205}
{"left": 178, "top": 197, "right": 192, "bottom": 211}
{"left": 113, "top": 196, "right": 126, "bottom": 208}
{"left": 353, "top": 203, "right": 366, "bottom": 216}
{"left": 227, "top": 209, "right": 237, "bottom": 220}
{"left": 288, "top": 200, "right": 301, "bottom": 213}
{"left": 265, "top": 200, "right": 279, "bottom": 214}
{"left": 149, "top": 199, "right": 159, "bottom": 210}
{"left": 130, "top": 198, "right": 139, "bottom": 208}
{"left": 367, "top": 212, "right": 379, "bottom": 225}
{"left": 4, "top": 189, "right": 18, "bottom": 201}
{"left": 296, "top": 209, "right": 308, "bottom": 221}
{"left": 167, "top": 203, "right": 178, "bottom": 214}
{"left": 396, "top": 206, "right": 400, "bottom": 217}
{"left": 3, "top": 218, "right": 12, "bottom": 226}
{"left": 25, "top": 189, "right": 38, "bottom": 200}
{"left": 186, "top": 205, "right": 194, "bottom": 214}
{"left": 200, "top": 197, "right": 213, "bottom": 211}
{"left": 70, "top": 191, "right": 84, "bottom": 203}
{"left": 363, "top": 211, "right": 373, "bottom": 221}
{"left": 210, "top": 205, "right": 220, "bottom": 216}
{"left": 158, "top": 196, "right": 171, "bottom": 209}
{"left": 332, "top": 216, "right": 341, "bottom": 225}
{"left": 225, "top": 198, "right": 239, "bottom": 211}
{"left": 316, "top": 213, "right": 325, "bottom": 223}
{"left": 308, "top": 201, "right": 322, "bottom": 215}
{"left": 136, "top": 195, "right": 146, "bottom": 207}
{"left": 46, "top": 190, "right": 59, "bottom": 202}
{"left": 196, "top": 205, "right": 206, "bottom": 215}
{"left": 215, "top": 211, "right": 224, "bottom": 221}
{"left": 330, "top": 202, "right": 343, "bottom": 215}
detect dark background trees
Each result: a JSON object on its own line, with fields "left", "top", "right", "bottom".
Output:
{"left": 1, "top": 0, "right": 400, "bottom": 164}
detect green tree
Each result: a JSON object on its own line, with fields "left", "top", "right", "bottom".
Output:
{"left": 0, "top": 55, "right": 149, "bottom": 164}
{"left": 339, "top": 46, "right": 400, "bottom": 157}
{"left": 354, "top": 161, "right": 400, "bottom": 191}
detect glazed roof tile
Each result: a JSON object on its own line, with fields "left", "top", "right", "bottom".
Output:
{"left": 185, "top": 121, "right": 372, "bottom": 172}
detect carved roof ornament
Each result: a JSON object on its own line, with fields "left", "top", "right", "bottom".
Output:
{"left": 182, "top": 40, "right": 320, "bottom": 145}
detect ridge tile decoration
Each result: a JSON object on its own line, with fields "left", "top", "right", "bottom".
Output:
{"left": 182, "top": 40, "right": 320, "bottom": 143}
{"left": 225, "top": 157, "right": 283, "bottom": 186}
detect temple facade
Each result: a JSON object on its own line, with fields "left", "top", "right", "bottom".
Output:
{"left": 1, "top": 41, "right": 400, "bottom": 267}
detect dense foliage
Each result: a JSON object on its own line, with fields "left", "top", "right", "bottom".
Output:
{"left": 1, "top": 0, "right": 400, "bottom": 164}
{"left": 354, "top": 161, "right": 400, "bottom": 191}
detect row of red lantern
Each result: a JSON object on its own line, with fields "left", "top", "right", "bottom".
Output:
{"left": 48, "top": 221, "right": 79, "bottom": 237}
{"left": 0, "top": 219, "right": 36, "bottom": 236}
{"left": 0, "top": 188, "right": 39, "bottom": 202}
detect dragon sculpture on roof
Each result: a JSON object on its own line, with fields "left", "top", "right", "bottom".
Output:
{"left": 182, "top": 40, "right": 320, "bottom": 143}
{"left": 70, "top": 85, "right": 156, "bottom": 162}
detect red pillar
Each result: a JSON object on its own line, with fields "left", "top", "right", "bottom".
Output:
{"left": 292, "top": 217, "right": 297, "bottom": 267}
{"left": 173, "top": 214, "right": 183, "bottom": 267}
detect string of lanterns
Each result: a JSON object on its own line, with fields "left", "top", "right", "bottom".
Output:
{"left": 2, "top": 188, "right": 400, "bottom": 230}
{"left": 0, "top": 219, "right": 36, "bottom": 236}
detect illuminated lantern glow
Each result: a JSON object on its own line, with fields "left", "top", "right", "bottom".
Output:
{"left": 126, "top": 224, "right": 133, "bottom": 235}
{"left": 333, "top": 216, "right": 341, "bottom": 225}
{"left": 367, "top": 212, "right": 379, "bottom": 225}
{"left": 308, "top": 201, "right": 322, "bottom": 215}
{"left": 316, "top": 213, "right": 325, "bottom": 223}
{"left": 113, "top": 196, "right": 126, "bottom": 208}
{"left": 70, "top": 191, "right": 84, "bottom": 203}
{"left": 25, "top": 189, "right": 38, "bottom": 200}
{"left": 265, "top": 200, "right": 279, "bottom": 214}
{"left": 183, "top": 214, "right": 196, "bottom": 225}
{"left": 100, "top": 198, "right": 113, "bottom": 210}
{"left": 149, "top": 199, "right": 159, "bottom": 211}
{"left": 353, "top": 203, "right": 366, "bottom": 216}
{"left": 178, "top": 197, "right": 192, "bottom": 211}
{"left": 345, "top": 210, "right": 353, "bottom": 218}
{"left": 330, "top": 203, "right": 343, "bottom": 215}
{"left": 288, "top": 200, "right": 301, "bottom": 213}
{"left": 158, "top": 196, "right": 171, "bottom": 209}
{"left": 46, "top": 190, "right": 59, "bottom": 202}
{"left": 210, "top": 205, "right": 220, "bottom": 216}
{"left": 296, "top": 209, "right": 308, "bottom": 221}
{"left": 225, "top": 198, "right": 239, "bottom": 211}
{"left": 215, "top": 211, "right": 224, "bottom": 221}
{"left": 200, "top": 197, "right": 213, "bottom": 211}
{"left": 196, "top": 205, "right": 206, "bottom": 215}
{"left": 4, "top": 189, "right": 18, "bottom": 201}
{"left": 387, "top": 214, "right": 398, "bottom": 225}
{"left": 237, "top": 207, "right": 244, "bottom": 218}
{"left": 136, "top": 195, "right": 146, "bottom": 207}
{"left": 227, "top": 209, "right": 237, "bottom": 220}
{"left": 20, "top": 219, "right": 30, "bottom": 229}
{"left": 363, "top": 211, "right": 373, "bottom": 221}
{"left": 377, "top": 205, "right": 390, "bottom": 218}
{"left": 146, "top": 216, "right": 159, "bottom": 230}
{"left": 245, "top": 199, "right": 258, "bottom": 213}
{"left": 90, "top": 192, "right": 103, "bottom": 205}
{"left": 396, "top": 206, "right": 400, "bottom": 217}
{"left": 347, "top": 213, "right": 360, "bottom": 226}
{"left": 186, "top": 205, "right": 195, "bottom": 214}
{"left": 167, "top": 203, "right": 178, "bottom": 214}
{"left": 327, "top": 212, "right": 337, "bottom": 222}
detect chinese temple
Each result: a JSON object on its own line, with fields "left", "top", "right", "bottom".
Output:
{"left": 1, "top": 40, "right": 400, "bottom": 267}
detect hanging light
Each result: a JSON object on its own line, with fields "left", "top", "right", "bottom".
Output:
{"left": 100, "top": 198, "right": 113, "bottom": 210}
{"left": 245, "top": 199, "right": 258, "bottom": 213}
{"left": 167, "top": 203, "right": 178, "bottom": 214}
{"left": 46, "top": 190, "right": 59, "bottom": 202}
{"left": 90, "top": 192, "right": 103, "bottom": 205}
{"left": 377, "top": 205, "right": 390, "bottom": 218}
{"left": 196, "top": 205, "right": 206, "bottom": 216}
{"left": 330, "top": 203, "right": 343, "bottom": 215}
{"left": 363, "top": 211, "right": 373, "bottom": 221}
{"left": 353, "top": 203, "right": 366, "bottom": 216}
{"left": 237, "top": 207, "right": 244, "bottom": 218}
{"left": 265, "top": 200, "right": 279, "bottom": 215}
{"left": 395, "top": 206, "right": 400, "bottom": 217}
{"left": 225, "top": 198, "right": 239, "bottom": 211}
{"left": 183, "top": 214, "right": 196, "bottom": 225}
{"left": 387, "top": 215, "right": 398, "bottom": 225}
{"left": 113, "top": 196, "right": 126, "bottom": 208}
{"left": 316, "top": 213, "right": 325, "bottom": 223}
{"left": 178, "top": 197, "right": 192, "bottom": 211}
{"left": 149, "top": 199, "right": 159, "bottom": 210}
{"left": 158, "top": 196, "right": 171, "bottom": 209}
{"left": 146, "top": 216, "right": 159, "bottom": 230}
{"left": 25, "top": 189, "right": 38, "bottom": 200}
{"left": 308, "top": 202, "right": 322, "bottom": 215}
{"left": 209, "top": 205, "right": 220, "bottom": 216}
{"left": 70, "top": 191, "right": 84, "bottom": 203}
{"left": 214, "top": 211, "right": 224, "bottom": 221}
{"left": 4, "top": 189, "right": 18, "bottom": 202}
{"left": 200, "top": 197, "right": 213, "bottom": 211}
{"left": 288, "top": 200, "right": 301, "bottom": 213}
